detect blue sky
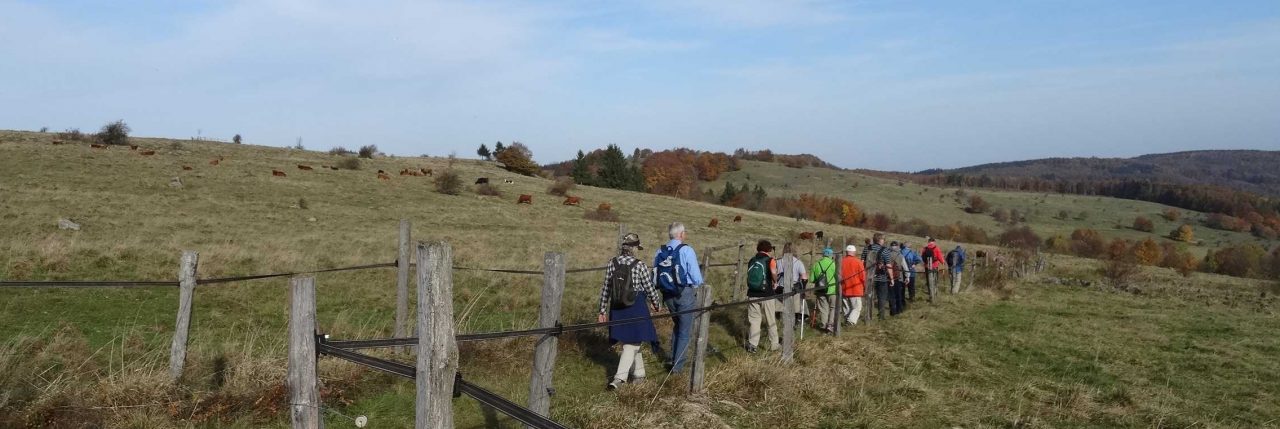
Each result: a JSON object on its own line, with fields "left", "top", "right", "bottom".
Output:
{"left": 2, "top": 1, "right": 1278, "bottom": 171}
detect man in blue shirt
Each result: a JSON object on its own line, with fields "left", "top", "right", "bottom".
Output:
{"left": 654, "top": 222, "right": 703, "bottom": 373}
{"left": 899, "top": 242, "right": 922, "bottom": 303}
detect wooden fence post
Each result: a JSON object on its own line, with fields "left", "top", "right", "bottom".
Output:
{"left": 396, "top": 219, "right": 411, "bottom": 354}
{"left": 781, "top": 253, "right": 796, "bottom": 363}
{"left": 288, "top": 276, "right": 320, "bottom": 429}
{"left": 732, "top": 242, "right": 745, "bottom": 302}
{"left": 417, "top": 241, "right": 458, "bottom": 429}
{"left": 617, "top": 224, "right": 627, "bottom": 252}
{"left": 529, "top": 252, "right": 565, "bottom": 424}
{"left": 689, "top": 285, "right": 713, "bottom": 394}
{"left": 833, "top": 238, "right": 844, "bottom": 336}
{"left": 169, "top": 250, "right": 198, "bottom": 383}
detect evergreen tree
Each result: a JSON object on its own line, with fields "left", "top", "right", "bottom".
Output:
{"left": 570, "top": 150, "right": 593, "bottom": 186}
{"left": 719, "top": 182, "right": 738, "bottom": 204}
{"left": 597, "top": 144, "right": 631, "bottom": 190}
{"left": 477, "top": 143, "right": 491, "bottom": 160}
{"left": 494, "top": 141, "right": 506, "bottom": 155}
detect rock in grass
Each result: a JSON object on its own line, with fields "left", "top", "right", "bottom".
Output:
{"left": 57, "top": 218, "right": 80, "bottom": 231}
{"left": 169, "top": 177, "right": 183, "bottom": 188}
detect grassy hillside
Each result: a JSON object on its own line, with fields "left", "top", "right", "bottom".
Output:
{"left": 2, "top": 130, "right": 1278, "bottom": 428}
{"left": 708, "top": 160, "right": 1277, "bottom": 258}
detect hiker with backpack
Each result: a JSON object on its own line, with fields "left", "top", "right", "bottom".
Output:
{"left": 654, "top": 222, "right": 704, "bottom": 374}
{"left": 774, "top": 242, "right": 809, "bottom": 328}
{"left": 921, "top": 237, "right": 945, "bottom": 302}
{"left": 900, "top": 241, "right": 922, "bottom": 303}
{"left": 744, "top": 240, "right": 781, "bottom": 353}
{"left": 597, "top": 233, "right": 663, "bottom": 390}
{"left": 866, "top": 233, "right": 893, "bottom": 320}
{"left": 888, "top": 241, "right": 909, "bottom": 315}
{"left": 809, "top": 247, "right": 838, "bottom": 332}
{"left": 947, "top": 245, "right": 966, "bottom": 294}
{"left": 839, "top": 245, "right": 867, "bottom": 325}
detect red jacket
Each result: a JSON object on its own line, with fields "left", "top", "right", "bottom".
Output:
{"left": 840, "top": 256, "right": 866, "bottom": 297}
{"left": 923, "top": 243, "right": 945, "bottom": 270}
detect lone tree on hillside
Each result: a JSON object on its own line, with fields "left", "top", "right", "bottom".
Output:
{"left": 1161, "top": 208, "right": 1181, "bottom": 222}
{"left": 233, "top": 134, "right": 242, "bottom": 144}
{"left": 1171, "top": 224, "right": 1195, "bottom": 243}
{"left": 477, "top": 143, "right": 491, "bottom": 160}
{"left": 494, "top": 141, "right": 506, "bottom": 156}
{"left": 358, "top": 144, "right": 377, "bottom": 159}
{"left": 96, "top": 120, "right": 130, "bottom": 146}
{"left": 966, "top": 195, "right": 990, "bottom": 214}
{"left": 495, "top": 141, "right": 540, "bottom": 176}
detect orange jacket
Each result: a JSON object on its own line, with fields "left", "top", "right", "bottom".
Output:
{"left": 840, "top": 255, "right": 866, "bottom": 297}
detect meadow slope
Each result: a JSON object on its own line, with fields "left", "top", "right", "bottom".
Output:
{"left": 1, "top": 131, "right": 1277, "bottom": 428}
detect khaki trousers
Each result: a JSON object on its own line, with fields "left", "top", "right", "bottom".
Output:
{"left": 747, "top": 298, "right": 780, "bottom": 350}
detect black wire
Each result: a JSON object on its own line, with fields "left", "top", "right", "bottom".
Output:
{"left": 0, "top": 280, "right": 179, "bottom": 288}
{"left": 196, "top": 262, "right": 397, "bottom": 285}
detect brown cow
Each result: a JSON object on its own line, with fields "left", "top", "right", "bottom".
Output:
{"left": 377, "top": 172, "right": 391, "bottom": 181}
{"left": 182, "top": 166, "right": 193, "bottom": 171}
{"left": 733, "top": 215, "right": 742, "bottom": 223}
{"left": 377, "top": 169, "right": 386, "bottom": 174}
{"left": 139, "top": 150, "right": 156, "bottom": 156}
{"left": 411, "top": 170, "right": 424, "bottom": 177}
{"left": 563, "top": 196, "right": 581, "bottom": 206}
{"left": 400, "top": 169, "right": 411, "bottom": 176}
{"left": 598, "top": 203, "right": 612, "bottom": 212}
{"left": 517, "top": 194, "right": 533, "bottom": 204}
{"left": 209, "top": 158, "right": 221, "bottom": 166}
{"left": 298, "top": 165, "right": 313, "bottom": 171}
{"left": 329, "top": 166, "right": 339, "bottom": 171}
{"left": 708, "top": 218, "right": 719, "bottom": 228}
{"left": 272, "top": 170, "right": 287, "bottom": 177}
{"left": 90, "top": 144, "right": 106, "bottom": 149}
{"left": 51, "top": 140, "right": 65, "bottom": 145}
{"left": 421, "top": 168, "right": 432, "bottom": 176}
{"left": 798, "top": 232, "right": 815, "bottom": 240}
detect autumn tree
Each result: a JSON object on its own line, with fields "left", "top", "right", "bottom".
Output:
{"left": 1133, "top": 216, "right": 1154, "bottom": 232}
{"left": 1161, "top": 208, "right": 1181, "bottom": 222}
{"left": 1170, "top": 224, "right": 1195, "bottom": 242}
{"left": 966, "top": 195, "right": 990, "bottom": 213}
{"left": 495, "top": 142, "right": 540, "bottom": 176}
{"left": 997, "top": 226, "right": 1041, "bottom": 250}
{"left": 1070, "top": 229, "right": 1107, "bottom": 258}
{"left": 642, "top": 151, "right": 699, "bottom": 198}
{"left": 1133, "top": 238, "right": 1163, "bottom": 265}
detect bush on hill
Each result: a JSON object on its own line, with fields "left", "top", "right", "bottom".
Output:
{"left": 96, "top": 120, "right": 130, "bottom": 146}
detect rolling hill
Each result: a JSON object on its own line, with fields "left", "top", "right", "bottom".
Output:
{"left": 1, "top": 130, "right": 1277, "bottom": 428}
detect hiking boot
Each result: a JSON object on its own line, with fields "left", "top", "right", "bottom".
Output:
{"left": 606, "top": 379, "right": 624, "bottom": 391}
{"left": 745, "top": 344, "right": 759, "bottom": 354}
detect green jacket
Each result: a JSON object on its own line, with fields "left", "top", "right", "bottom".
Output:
{"left": 810, "top": 256, "right": 837, "bottom": 295}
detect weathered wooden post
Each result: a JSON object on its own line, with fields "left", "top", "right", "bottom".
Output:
{"left": 781, "top": 253, "right": 796, "bottom": 363}
{"left": 833, "top": 238, "right": 844, "bottom": 336}
{"left": 732, "top": 242, "right": 745, "bottom": 302}
{"left": 529, "top": 252, "right": 565, "bottom": 424}
{"left": 169, "top": 250, "right": 198, "bottom": 383}
{"left": 617, "top": 224, "right": 627, "bottom": 252}
{"left": 416, "top": 241, "right": 458, "bottom": 429}
{"left": 396, "top": 219, "right": 411, "bottom": 354}
{"left": 287, "top": 276, "right": 320, "bottom": 429}
{"left": 689, "top": 285, "right": 713, "bottom": 394}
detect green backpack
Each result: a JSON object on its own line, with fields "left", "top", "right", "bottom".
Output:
{"left": 746, "top": 254, "right": 772, "bottom": 293}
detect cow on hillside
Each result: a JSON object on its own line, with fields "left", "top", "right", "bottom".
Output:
{"left": 272, "top": 170, "right": 287, "bottom": 177}
{"left": 139, "top": 150, "right": 156, "bottom": 156}
{"left": 517, "top": 194, "right": 533, "bottom": 204}
{"left": 733, "top": 215, "right": 742, "bottom": 223}
{"left": 476, "top": 177, "right": 490, "bottom": 185}
{"left": 298, "top": 165, "right": 313, "bottom": 171}
{"left": 598, "top": 203, "right": 612, "bottom": 212}
{"left": 563, "top": 196, "right": 581, "bottom": 206}
{"left": 708, "top": 218, "right": 719, "bottom": 228}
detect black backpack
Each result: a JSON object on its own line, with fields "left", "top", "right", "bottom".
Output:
{"left": 609, "top": 258, "right": 640, "bottom": 309}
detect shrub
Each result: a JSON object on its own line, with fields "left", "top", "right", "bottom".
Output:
{"left": 966, "top": 195, "right": 990, "bottom": 213}
{"left": 584, "top": 206, "right": 619, "bottom": 222}
{"left": 1069, "top": 229, "right": 1107, "bottom": 258}
{"left": 1205, "top": 213, "right": 1250, "bottom": 232}
{"left": 547, "top": 177, "right": 575, "bottom": 196}
{"left": 1202, "top": 243, "right": 1266, "bottom": 278}
{"left": 997, "top": 226, "right": 1041, "bottom": 251}
{"left": 1101, "top": 258, "right": 1140, "bottom": 289}
{"left": 1161, "top": 208, "right": 1181, "bottom": 222}
{"left": 57, "top": 128, "right": 85, "bottom": 141}
{"left": 1133, "top": 238, "right": 1163, "bottom": 265}
{"left": 1133, "top": 216, "right": 1154, "bottom": 232}
{"left": 358, "top": 144, "right": 378, "bottom": 159}
{"left": 991, "top": 208, "right": 1010, "bottom": 224}
{"left": 336, "top": 157, "right": 361, "bottom": 170}
{"left": 474, "top": 183, "right": 502, "bottom": 197}
{"left": 96, "top": 120, "right": 130, "bottom": 146}
{"left": 1158, "top": 243, "right": 1198, "bottom": 277}
{"left": 1170, "top": 224, "right": 1195, "bottom": 242}
{"left": 434, "top": 169, "right": 462, "bottom": 195}
{"left": 233, "top": 134, "right": 242, "bottom": 144}
{"left": 39, "top": 126, "right": 48, "bottom": 133}
{"left": 1055, "top": 210, "right": 1069, "bottom": 220}
{"left": 329, "top": 146, "right": 353, "bottom": 155}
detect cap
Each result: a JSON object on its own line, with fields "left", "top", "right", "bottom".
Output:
{"left": 621, "top": 233, "right": 643, "bottom": 250}
{"left": 823, "top": 248, "right": 834, "bottom": 257}
{"left": 845, "top": 244, "right": 857, "bottom": 254}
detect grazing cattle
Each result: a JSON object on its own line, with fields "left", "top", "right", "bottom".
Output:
{"left": 517, "top": 194, "right": 532, "bottom": 204}
{"left": 298, "top": 165, "right": 313, "bottom": 171}
{"left": 90, "top": 144, "right": 106, "bottom": 149}
{"left": 399, "top": 169, "right": 411, "bottom": 176}
{"left": 798, "top": 232, "right": 815, "bottom": 240}
{"left": 708, "top": 218, "right": 719, "bottom": 228}
{"left": 598, "top": 203, "right": 612, "bottom": 212}
{"left": 209, "top": 159, "right": 220, "bottom": 166}
{"left": 422, "top": 168, "right": 432, "bottom": 176}
{"left": 377, "top": 172, "right": 391, "bottom": 181}
{"left": 329, "top": 166, "right": 339, "bottom": 171}
{"left": 563, "top": 196, "right": 581, "bottom": 206}
{"left": 182, "top": 166, "right": 193, "bottom": 171}
{"left": 815, "top": 231, "right": 824, "bottom": 240}
{"left": 475, "top": 177, "right": 489, "bottom": 185}
{"left": 503, "top": 179, "right": 514, "bottom": 184}
{"left": 733, "top": 215, "right": 742, "bottom": 223}
{"left": 410, "top": 170, "right": 424, "bottom": 177}
{"left": 272, "top": 170, "right": 287, "bottom": 177}
{"left": 975, "top": 250, "right": 988, "bottom": 258}
{"left": 129, "top": 145, "right": 138, "bottom": 150}
{"left": 139, "top": 150, "right": 156, "bottom": 156}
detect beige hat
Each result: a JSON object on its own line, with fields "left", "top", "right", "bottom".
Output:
{"left": 845, "top": 244, "right": 857, "bottom": 254}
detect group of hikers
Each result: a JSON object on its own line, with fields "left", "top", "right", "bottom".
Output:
{"left": 596, "top": 222, "right": 969, "bottom": 390}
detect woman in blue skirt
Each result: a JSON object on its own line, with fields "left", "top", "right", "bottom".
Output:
{"left": 597, "top": 233, "right": 663, "bottom": 390}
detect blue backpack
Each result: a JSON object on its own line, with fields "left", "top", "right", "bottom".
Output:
{"left": 655, "top": 244, "right": 688, "bottom": 296}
